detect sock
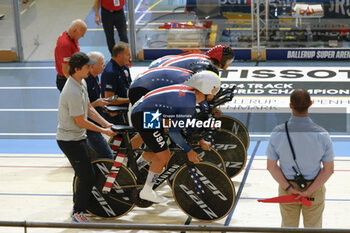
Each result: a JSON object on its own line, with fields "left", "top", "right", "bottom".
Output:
{"left": 144, "top": 171, "right": 159, "bottom": 189}
{"left": 137, "top": 156, "right": 149, "bottom": 169}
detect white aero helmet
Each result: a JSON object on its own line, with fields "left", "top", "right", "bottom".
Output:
{"left": 184, "top": 70, "right": 221, "bottom": 95}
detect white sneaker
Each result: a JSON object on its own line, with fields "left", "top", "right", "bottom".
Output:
{"left": 139, "top": 188, "right": 167, "bottom": 203}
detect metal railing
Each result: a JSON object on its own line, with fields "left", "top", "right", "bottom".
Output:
{"left": 1, "top": 221, "right": 350, "bottom": 233}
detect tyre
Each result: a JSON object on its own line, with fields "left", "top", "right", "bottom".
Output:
{"left": 166, "top": 148, "right": 226, "bottom": 187}
{"left": 217, "top": 115, "right": 250, "bottom": 149}
{"left": 172, "top": 162, "right": 235, "bottom": 221}
{"left": 212, "top": 129, "right": 247, "bottom": 178}
{"left": 73, "top": 159, "right": 136, "bottom": 218}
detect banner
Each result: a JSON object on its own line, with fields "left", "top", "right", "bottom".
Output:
{"left": 266, "top": 49, "right": 350, "bottom": 60}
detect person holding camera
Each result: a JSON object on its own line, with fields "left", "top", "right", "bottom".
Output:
{"left": 266, "top": 89, "right": 334, "bottom": 228}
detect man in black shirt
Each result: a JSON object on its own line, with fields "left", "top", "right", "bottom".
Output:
{"left": 101, "top": 42, "right": 131, "bottom": 125}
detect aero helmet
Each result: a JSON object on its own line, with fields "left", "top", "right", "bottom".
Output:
{"left": 205, "top": 45, "right": 234, "bottom": 67}
{"left": 188, "top": 61, "right": 219, "bottom": 75}
{"left": 184, "top": 70, "right": 221, "bottom": 95}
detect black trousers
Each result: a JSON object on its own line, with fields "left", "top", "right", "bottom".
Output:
{"left": 101, "top": 7, "right": 128, "bottom": 55}
{"left": 57, "top": 139, "right": 95, "bottom": 213}
{"left": 56, "top": 74, "right": 66, "bottom": 92}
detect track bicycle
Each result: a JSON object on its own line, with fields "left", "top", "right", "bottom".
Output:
{"left": 74, "top": 123, "right": 235, "bottom": 221}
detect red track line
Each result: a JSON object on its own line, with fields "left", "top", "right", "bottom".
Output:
{"left": 0, "top": 165, "right": 72, "bottom": 168}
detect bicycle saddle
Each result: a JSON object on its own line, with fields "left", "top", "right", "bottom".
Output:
{"left": 105, "top": 106, "right": 129, "bottom": 113}
{"left": 111, "top": 125, "right": 135, "bottom": 132}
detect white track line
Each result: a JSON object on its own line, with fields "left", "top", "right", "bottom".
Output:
{"left": 0, "top": 133, "right": 55, "bottom": 136}
{"left": 0, "top": 87, "right": 56, "bottom": 89}
{"left": 0, "top": 109, "right": 57, "bottom": 111}
{"left": 20, "top": 0, "right": 38, "bottom": 15}
{"left": 0, "top": 67, "right": 55, "bottom": 69}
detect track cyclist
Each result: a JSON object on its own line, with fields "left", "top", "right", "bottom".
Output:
{"left": 129, "top": 61, "right": 218, "bottom": 105}
{"left": 130, "top": 70, "right": 221, "bottom": 203}
{"left": 149, "top": 44, "right": 234, "bottom": 71}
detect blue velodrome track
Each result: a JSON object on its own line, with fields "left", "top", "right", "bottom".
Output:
{"left": 1, "top": 60, "right": 350, "bottom": 156}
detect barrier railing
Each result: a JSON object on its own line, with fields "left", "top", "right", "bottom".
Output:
{"left": 1, "top": 221, "right": 350, "bottom": 233}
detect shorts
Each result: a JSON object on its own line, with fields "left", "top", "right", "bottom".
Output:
{"left": 131, "top": 111, "right": 168, "bottom": 153}
{"left": 129, "top": 87, "right": 150, "bottom": 105}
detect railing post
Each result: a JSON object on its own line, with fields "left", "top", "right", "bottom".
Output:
{"left": 127, "top": 0, "right": 137, "bottom": 60}
{"left": 12, "top": 0, "right": 24, "bottom": 61}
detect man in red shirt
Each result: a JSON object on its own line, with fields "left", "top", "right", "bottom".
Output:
{"left": 54, "top": 19, "right": 87, "bottom": 92}
{"left": 94, "top": 0, "right": 128, "bottom": 55}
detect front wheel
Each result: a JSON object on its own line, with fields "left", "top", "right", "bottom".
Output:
{"left": 172, "top": 162, "right": 235, "bottom": 221}
{"left": 166, "top": 148, "right": 226, "bottom": 187}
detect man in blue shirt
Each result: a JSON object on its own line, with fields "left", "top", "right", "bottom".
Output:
{"left": 131, "top": 70, "right": 221, "bottom": 203}
{"left": 85, "top": 51, "right": 114, "bottom": 159}
{"left": 101, "top": 42, "right": 131, "bottom": 125}
{"left": 266, "top": 89, "right": 334, "bottom": 228}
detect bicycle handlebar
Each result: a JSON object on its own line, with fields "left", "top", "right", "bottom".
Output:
{"left": 208, "top": 85, "right": 236, "bottom": 110}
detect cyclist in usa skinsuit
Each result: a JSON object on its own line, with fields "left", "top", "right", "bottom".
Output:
{"left": 129, "top": 61, "right": 219, "bottom": 105}
{"left": 130, "top": 71, "right": 221, "bottom": 203}
{"left": 149, "top": 44, "right": 234, "bottom": 71}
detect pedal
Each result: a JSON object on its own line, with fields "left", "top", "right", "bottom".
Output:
{"left": 131, "top": 188, "right": 153, "bottom": 208}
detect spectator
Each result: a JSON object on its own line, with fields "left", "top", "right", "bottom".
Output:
{"left": 94, "top": 0, "right": 128, "bottom": 55}
{"left": 101, "top": 42, "right": 131, "bottom": 125}
{"left": 266, "top": 89, "right": 334, "bottom": 228}
{"left": 56, "top": 52, "right": 115, "bottom": 223}
{"left": 85, "top": 51, "right": 114, "bottom": 160}
{"left": 54, "top": 19, "right": 87, "bottom": 92}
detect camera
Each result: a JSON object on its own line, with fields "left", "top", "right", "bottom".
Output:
{"left": 294, "top": 172, "right": 307, "bottom": 189}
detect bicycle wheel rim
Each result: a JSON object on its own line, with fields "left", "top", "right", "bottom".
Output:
{"left": 73, "top": 159, "right": 136, "bottom": 218}
{"left": 212, "top": 129, "right": 247, "bottom": 178}
{"left": 166, "top": 148, "right": 226, "bottom": 187}
{"left": 217, "top": 115, "right": 250, "bottom": 149}
{"left": 172, "top": 162, "right": 235, "bottom": 222}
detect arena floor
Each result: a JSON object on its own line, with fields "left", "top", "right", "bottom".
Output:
{"left": 1, "top": 61, "right": 350, "bottom": 233}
